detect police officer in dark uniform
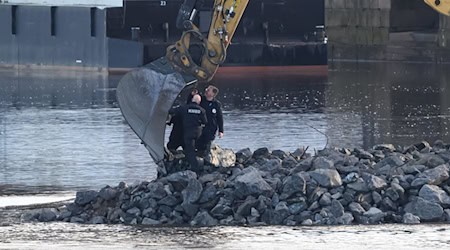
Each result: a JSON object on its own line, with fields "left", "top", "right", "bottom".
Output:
{"left": 196, "top": 85, "right": 224, "bottom": 156}
{"left": 166, "top": 88, "right": 200, "bottom": 154}
{"left": 178, "top": 94, "right": 207, "bottom": 171}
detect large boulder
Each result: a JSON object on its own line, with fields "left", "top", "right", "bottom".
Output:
{"left": 404, "top": 197, "right": 444, "bottom": 221}
{"left": 75, "top": 190, "right": 98, "bottom": 206}
{"left": 412, "top": 164, "right": 450, "bottom": 188}
{"left": 205, "top": 144, "right": 236, "bottom": 168}
{"left": 282, "top": 173, "right": 307, "bottom": 197}
{"left": 418, "top": 184, "right": 450, "bottom": 207}
{"left": 164, "top": 170, "right": 197, "bottom": 191}
{"left": 234, "top": 167, "right": 274, "bottom": 199}
{"left": 309, "top": 169, "right": 342, "bottom": 188}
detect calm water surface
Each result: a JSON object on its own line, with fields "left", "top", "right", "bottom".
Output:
{"left": 1, "top": 63, "right": 450, "bottom": 191}
{"left": 0, "top": 63, "right": 450, "bottom": 249}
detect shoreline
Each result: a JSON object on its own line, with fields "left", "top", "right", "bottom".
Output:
{"left": 14, "top": 141, "right": 450, "bottom": 227}
{"left": 0, "top": 64, "right": 329, "bottom": 78}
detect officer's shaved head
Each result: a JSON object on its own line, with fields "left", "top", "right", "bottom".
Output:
{"left": 192, "top": 94, "right": 201, "bottom": 104}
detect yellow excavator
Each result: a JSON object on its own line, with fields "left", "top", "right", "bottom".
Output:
{"left": 116, "top": 0, "right": 249, "bottom": 168}
{"left": 116, "top": 0, "right": 450, "bottom": 168}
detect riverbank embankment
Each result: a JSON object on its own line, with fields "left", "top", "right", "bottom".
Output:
{"left": 20, "top": 141, "right": 450, "bottom": 226}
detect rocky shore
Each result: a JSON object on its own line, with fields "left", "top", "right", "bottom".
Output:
{"left": 23, "top": 141, "right": 450, "bottom": 226}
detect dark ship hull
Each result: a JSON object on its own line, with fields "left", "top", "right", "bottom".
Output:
{"left": 0, "top": 0, "right": 326, "bottom": 71}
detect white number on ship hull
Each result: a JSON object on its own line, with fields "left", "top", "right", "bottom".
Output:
{"left": 160, "top": 1, "right": 166, "bottom": 6}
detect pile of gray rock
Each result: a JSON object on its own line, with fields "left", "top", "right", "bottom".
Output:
{"left": 24, "top": 141, "right": 450, "bottom": 226}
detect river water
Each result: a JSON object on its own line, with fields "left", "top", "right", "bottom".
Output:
{"left": 0, "top": 62, "right": 450, "bottom": 248}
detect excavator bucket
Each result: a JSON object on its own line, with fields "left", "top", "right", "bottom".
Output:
{"left": 116, "top": 57, "right": 195, "bottom": 167}
{"left": 116, "top": 0, "right": 249, "bottom": 169}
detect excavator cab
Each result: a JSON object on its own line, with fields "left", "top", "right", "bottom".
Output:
{"left": 116, "top": 0, "right": 249, "bottom": 168}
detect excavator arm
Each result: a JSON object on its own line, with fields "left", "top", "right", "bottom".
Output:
{"left": 167, "top": 0, "right": 249, "bottom": 82}
{"left": 424, "top": 0, "right": 450, "bottom": 16}
{"left": 116, "top": 0, "right": 249, "bottom": 167}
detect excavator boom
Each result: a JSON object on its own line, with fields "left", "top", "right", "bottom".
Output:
{"left": 116, "top": 0, "right": 249, "bottom": 167}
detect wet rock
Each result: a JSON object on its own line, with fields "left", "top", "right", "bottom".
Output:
{"left": 343, "top": 172, "right": 359, "bottom": 184}
{"left": 290, "top": 158, "right": 313, "bottom": 173}
{"left": 330, "top": 199, "right": 345, "bottom": 218}
{"left": 142, "top": 217, "right": 161, "bottom": 225}
{"left": 182, "top": 178, "right": 203, "bottom": 204}
{"left": 234, "top": 168, "right": 274, "bottom": 199}
{"left": 258, "top": 158, "right": 282, "bottom": 173}
{"left": 126, "top": 207, "right": 141, "bottom": 217}
{"left": 288, "top": 202, "right": 307, "bottom": 215}
{"left": 362, "top": 173, "right": 387, "bottom": 191}
{"left": 236, "top": 196, "right": 258, "bottom": 217}
{"left": 181, "top": 202, "right": 199, "bottom": 218}
{"left": 164, "top": 171, "right": 197, "bottom": 192}
{"left": 312, "top": 157, "right": 335, "bottom": 170}
{"left": 413, "top": 164, "right": 450, "bottom": 187}
{"left": 157, "top": 195, "right": 180, "bottom": 207}
{"left": 381, "top": 197, "right": 397, "bottom": 211}
{"left": 198, "top": 185, "right": 217, "bottom": 204}
{"left": 236, "top": 148, "right": 252, "bottom": 164}
{"left": 282, "top": 156, "right": 298, "bottom": 169}
{"left": 21, "top": 210, "right": 40, "bottom": 221}
{"left": 354, "top": 148, "right": 374, "bottom": 160}
{"left": 98, "top": 187, "right": 118, "bottom": 201}
{"left": 282, "top": 173, "right": 306, "bottom": 197}
{"left": 402, "top": 213, "right": 420, "bottom": 224}
{"left": 27, "top": 141, "right": 450, "bottom": 226}
{"left": 374, "top": 155, "right": 404, "bottom": 170}
{"left": 319, "top": 193, "right": 332, "bottom": 207}
{"left": 107, "top": 208, "right": 123, "bottom": 222}
{"left": 147, "top": 182, "right": 167, "bottom": 200}
{"left": 210, "top": 203, "right": 232, "bottom": 218}
{"left": 309, "top": 169, "right": 342, "bottom": 188}
{"left": 292, "top": 147, "right": 309, "bottom": 159}
{"left": 347, "top": 178, "right": 370, "bottom": 192}
{"left": 418, "top": 184, "right": 450, "bottom": 207}
{"left": 385, "top": 183, "right": 405, "bottom": 201}
{"left": 38, "top": 208, "right": 58, "bottom": 222}
{"left": 91, "top": 216, "right": 105, "bottom": 224}
{"left": 445, "top": 209, "right": 450, "bottom": 222}
{"left": 273, "top": 202, "right": 290, "bottom": 225}
{"left": 404, "top": 197, "right": 444, "bottom": 221}
{"left": 75, "top": 190, "right": 98, "bottom": 206}
{"left": 348, "top": 202, "right": 366, "bottom": 215}
{"left": 373, "top": 144, "right": 395, "bottom": 152}
{"left": 70, "top": 216, "right": 85, "bottom": 223}
{"left": 252, "top": 147, "right": 270, "bottom": 159}
{"left": 363, "top": 207, "right": 384, "bottom": 224}
{"left": 401, "top": 165, "right": 426, "bottom": 175}
{"left": 301, "top": 219, "right": 313, "bottom": 225}
{"left": 190, "top": 211, "right": 218, "bottom": 226}
{"left": 337, "top": 212, "right": 354, "bottom": 225}
{"left": 271, "top": 149, "right": 288, "bottom": 160}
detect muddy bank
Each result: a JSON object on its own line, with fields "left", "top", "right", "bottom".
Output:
{"left": 21, "top": 141, "right": 450, "bottom": 226}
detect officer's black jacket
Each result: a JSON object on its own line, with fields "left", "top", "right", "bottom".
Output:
{"left": 200, "top": 96, "right": 224, "bottom": 139}
{"left": 174, "top": 102, "right": 207, "bottom": 138}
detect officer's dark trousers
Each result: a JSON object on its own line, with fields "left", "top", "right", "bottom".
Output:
{"left": 196, "top": 133, "right": 213, "bottom": 157}
{"left": 183, "top": 136, "right": 199, "bottom": 171}
{"left": 167, "top": 133, "right": 183, "bottom": 151}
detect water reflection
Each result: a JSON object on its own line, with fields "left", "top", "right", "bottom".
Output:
{"left": 0, "top": 69, "right": 120, "bottom": 108}
{"left": 0, "top": 222, "right": 448, "bottom": 250}
{"left": 0, "top": 63, "right": 450, "bottom": 191}
{"left": 327, "top": 62, "right": 450, "bottom": 148}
